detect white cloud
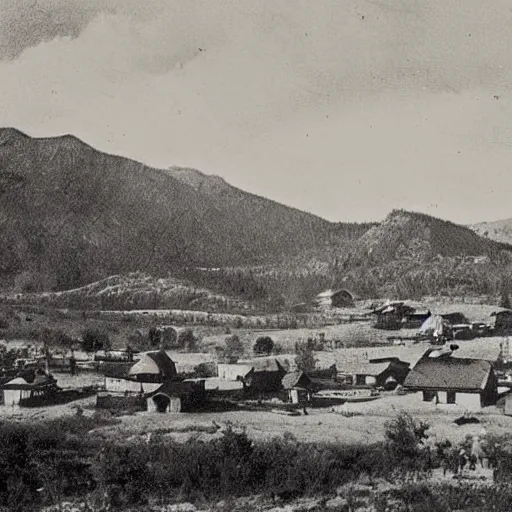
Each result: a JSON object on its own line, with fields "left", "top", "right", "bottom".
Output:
{"left": 1, "top": 0, "right": 512, "bottom": 223}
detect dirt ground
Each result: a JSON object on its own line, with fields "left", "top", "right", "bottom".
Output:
{"left": 4, "top": 391, "right": 511, "bottom": 452}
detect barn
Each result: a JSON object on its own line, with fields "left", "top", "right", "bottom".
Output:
{"left": 315, "top": 289, "right": 355, "bottom": 309}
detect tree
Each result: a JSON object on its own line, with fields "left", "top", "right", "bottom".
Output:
{"left": 177, "top": 328, "right": 200, "bottom": 352}
{"left": 253, "top": 336, "right": 274, "bottom": 356}
{"left": 82, "top": 329, "right": 110, "bottom": 353}
{"left": 224, "top": 335, "right": 245, "bottom": 362}
{"left": 500, "top": 279, "right": 512, "bottom": 309}
{"left": 294, "top": 341, "right": 317, "bottom": 372}
{"left": 148, "top": 327, "right": 161, "bottom": 348}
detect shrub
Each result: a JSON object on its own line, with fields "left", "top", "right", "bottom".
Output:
{"left": 385, "top": 412, "right": 430, "bottom": 470}
{"left": 253, "top": 336, "right": 274, "bottom": 356}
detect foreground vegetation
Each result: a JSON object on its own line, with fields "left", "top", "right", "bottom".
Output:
{"left": 2, "top": 412, "right": 512, "bottom": 511}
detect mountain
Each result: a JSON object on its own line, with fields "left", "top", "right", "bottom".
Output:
{"left": 470, "top": 218, "right": 512, "bottom": 246}
{"left": 336, "top": 210, "right": 512, "bottom": 299}
{"left": 0, "top": 128, "right": 372, "bottom": 293}
{"left": 345, "top": 209, "right": 512, "bottom": 268}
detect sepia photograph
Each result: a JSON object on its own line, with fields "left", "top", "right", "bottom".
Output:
{"left": 1, "top": 1, "right": 512, "bottom": 510}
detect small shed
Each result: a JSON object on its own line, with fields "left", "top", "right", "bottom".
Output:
{"left": 404, "top": 354, "right": 498, "bottom": 410}
{"left": 281, "top": 371, "right": 313, "bottom": 404}
{"left": 315, "top": 289, "right": 355, "bottom": 309}
{"left": 146, "top": 380, "right": 206, "bottom": 413}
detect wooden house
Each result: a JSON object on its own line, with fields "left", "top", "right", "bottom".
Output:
{"left": 336, "top": 358, "right": 410, "bottom": 389}
{"left": 404, "top": 354, "right": 498, "bottom": 411}
{"left": 315, "top": 289, "right": 355, "bottom": 309}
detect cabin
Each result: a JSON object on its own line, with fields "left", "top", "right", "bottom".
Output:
{"left": 281, "top": 371, "right": 313, "bottom": 404}
{"left": 404, "top": 354, "right": 498, "bottom": 411}
{"left": 336, "top": 358, "right": 410, "bottom": 389}
{"left": 372, "top": 301, "right": 416, "bottom": 330}
{"left": 146, "top": 380, "right": 206, "bottom": 413}
{"left": 244, "top": 363, "right": 287, "bottom": 393}
{"left": 314, "top": 289, "right": 355, "bottom": 309}
{"left": 492, "top": 310, "right": 512, "bottom": 335}
{"left": 1, "top": 374, "right": 58, "bottom": 406}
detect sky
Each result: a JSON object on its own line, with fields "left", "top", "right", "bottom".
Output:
{"left": 1, "top": 0, "right": 512, "bottom": 224}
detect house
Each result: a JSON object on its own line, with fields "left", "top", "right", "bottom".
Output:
{"left": 243, "top": 359, "right": 288, "bottom": 393}
{"left": 491, "top": 309, "right": 512, "bottom": 335}
{"left": 336, "top": 358, "right": 410, "bottom": 389}
{"left": 372, "top": 301, "right": 416, "bottom": 330}
{"left": 217, "top": 363, "right": 254, "bottom": 381}
{"left": 104, "top": 350, "right": 178, "bottom": 394}
{"left": 281, "top": 371, "right": 313, "bottom": 404}
{"left": 315, "top": 289, "right": 355, "bottom": 309}
{"left": 2, "top": 374, "right": 58, "bottom": 406}
{"left": 404, "top": 353, "right": 498, "bottom": 411}
{"left": 146, "top": 380, "right": 206, "bottom": 413}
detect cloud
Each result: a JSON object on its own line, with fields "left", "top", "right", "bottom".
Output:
{"left": 2, "top": 0, "right": 512, "bottom": 223}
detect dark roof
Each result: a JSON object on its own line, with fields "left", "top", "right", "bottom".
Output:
{"left": 146, "top": 380, "right": 204, "bottom": 398}
{"left": 441, "top": 312, "right": 469, "bottom": 325}
{"left": 404, "top": 356, "right": 493, "bottom": 392}
{"left": 244, "top": 369, "right": 284, "bottom": 392}
{"left": 281, "top": 371, "right": 312, "bottom": 390}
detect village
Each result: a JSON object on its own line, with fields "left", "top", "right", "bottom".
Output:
{"left": 2, "top": 290, "right": 512, "bottom": 440}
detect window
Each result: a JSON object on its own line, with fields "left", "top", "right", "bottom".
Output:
{"left": 423, "top": 390, "right": 436, "bottom": 402}
{"left": 447, "top": 391, "right": 456, "bottom": 404}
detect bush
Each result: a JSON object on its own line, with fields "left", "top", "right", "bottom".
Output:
{"left": 253, "top": 336, "right": 274, "bottom": 356}
{"left": 385, "top": 412, "right": 430, "bottom": 470}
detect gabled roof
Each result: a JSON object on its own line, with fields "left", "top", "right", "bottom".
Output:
{"left": 146, "top": 380, "right": 203, "bottom": 398}
{"left": 238, "top": 357, "right": 290, "bottom": 373}
{"left": 404, "top": 356, "right": 493, "bottom": 392}
{"left": 281, "top": 371, "right": 312, "bottom": 390}
{"left": 316, "top": 289, "right": 353, "bottom": 299}
{"left": 128, "top": 350, "right": 177, "bottom": 379}
{"left": 337, "top": 361, "right": 392, "bottom": 376}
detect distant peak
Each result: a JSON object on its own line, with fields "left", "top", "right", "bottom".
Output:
{"left": 0, "top": 128, "right": 30, "bottom": 144}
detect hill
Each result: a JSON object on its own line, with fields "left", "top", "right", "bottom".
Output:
{"left": 0, "top": 272, "right": 255, "bottom": 313}
{"left": 470, "top": 218, "right": 512, "bottom": 246}
{"left": 336, "top": 210, "right": 512, "bottom": 299}
{"left": 344, "top": 209, "right": 512, "bottom": 267}
{"left": 0, "top": 128, "right": 372, "bottom": 293}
